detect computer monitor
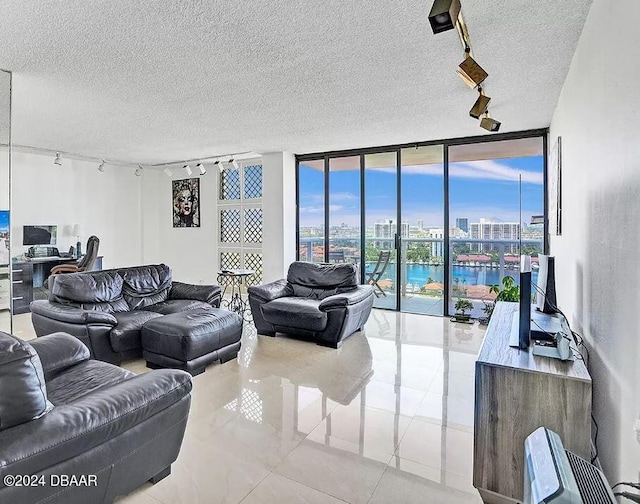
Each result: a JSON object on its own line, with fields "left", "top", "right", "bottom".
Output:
{"left": 535, "top": 255, "right": 557, "bottom": 314}
{"left": 23, "top": 225, "right": 57, "bottom": 246}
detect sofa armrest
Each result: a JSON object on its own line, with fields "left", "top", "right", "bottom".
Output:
{"left": 30, "top": 300, "right": 118, "bottom": 326}
{"left": 27, "top": 332, "right": 90, "bottom": 380}
{"left": 318, "top": 285, "right": 374, "bottom": 311}
{"left": 0, "top": 369, "right": 192, "bottom": 483}
{"left": 169, "top": 281, "right": 221, "bottom": 306}
{"left": 247, "top": 279, "right": 292, "bottom": 303}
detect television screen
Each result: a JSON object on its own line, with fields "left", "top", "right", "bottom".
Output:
{"left": 23, "top": 225, "right": 57, "bottom": 246}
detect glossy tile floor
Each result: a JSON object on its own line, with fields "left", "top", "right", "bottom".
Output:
{"left": 17, "top": 310, "right": 485, "bottom": 504}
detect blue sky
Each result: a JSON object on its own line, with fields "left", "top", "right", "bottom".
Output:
{"left": 299, "top": 156, "right": 544, "bottom": 228}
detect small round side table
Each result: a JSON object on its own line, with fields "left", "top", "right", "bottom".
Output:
{"left": 217, "top": 269, "right": 254, "bottom": 320}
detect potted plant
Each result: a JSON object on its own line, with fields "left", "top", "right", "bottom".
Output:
{"left": 453, "top": 298, "right": 474, "bottom": 322}
{"left": 493, "top": 275, "right": 520, "bottom": 302}
{"left": 480, "top": 276, "right": 521, "bottom": 325}
{"left": 479, "top": 301, "right": 494, "bottom": 325}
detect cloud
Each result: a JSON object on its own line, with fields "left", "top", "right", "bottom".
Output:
{"left": 330, "top": 192, "right": 358, "bottom": 202}
{"left": 300, "top": 204, "right": 345, "bottom": 214}
{"left": 377, "top": 160, "right": 543, "bottom": 184}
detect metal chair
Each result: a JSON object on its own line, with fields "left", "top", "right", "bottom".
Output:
{"left": 329, "top": 250, "right": 345, "bottom": 263}
{"left": 366, "top": 250, "right": 391, "bottom": 297}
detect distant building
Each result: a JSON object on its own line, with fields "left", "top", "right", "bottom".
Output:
{"left": 428, "top": 228, "right": 444, "bottom": 258}
{"left": 455, "top": 218, "right": 469, "bottom": 233}
{"left": 417, "top": 220, "right": 424, "bottom": 231}
{"left": 374, "top": 219, "right": 409, "bottom": 249}
{"left": 469, "top": 218, "right": 520, "bottom": 253}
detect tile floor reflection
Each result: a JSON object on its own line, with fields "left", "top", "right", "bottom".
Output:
{"left": 16, "top": 309, "right": 486, "bottom": 504}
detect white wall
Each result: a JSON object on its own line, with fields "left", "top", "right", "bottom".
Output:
{"left": 11, "top": 151, "right": 143, "bottom": 268}
{"left": 140, "top": 164, "right": 220, "bottom": 285}
{"left": 140, "top": 154, "right": 295, "bottom": 285}
{"left": 550, "top": 0, "right": 640, "bottom": 483}
{"left": 262, "top": 152, "right": 296, "bottom": 282}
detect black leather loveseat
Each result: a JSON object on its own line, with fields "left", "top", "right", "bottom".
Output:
{"left": 248, "top": 262, "right": 374, "bottom": 348}
{"left": 0, "top": 331, "right": 192, "bottom": 504}
{"left": 31, "top": 264, "right": 221, "bottom": 364}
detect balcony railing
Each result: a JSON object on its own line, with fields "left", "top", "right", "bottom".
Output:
{"left": 298, "top": 236, "right": 543, "bottom": 315}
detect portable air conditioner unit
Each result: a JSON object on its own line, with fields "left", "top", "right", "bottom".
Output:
{"left": 524, "top": 427, "right": 616, "bottom": 504}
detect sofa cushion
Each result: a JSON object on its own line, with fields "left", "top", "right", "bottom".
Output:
{"left": 142, "top": 298, "right": 213, "bottom": 315}
{"left": 119, "top": 264, "right": 173, "bottom": 310}
{"left": 46, "top": 359, "right": 135, "bottom": 405}
{"left": 261, "top": 297, "right": 327, "bottom": 332}
{"left": 0, "top": 332, "right": 52, "bottom": 430}
{"left": 49, "top": 270, "right": 129, "bottom": 312}
{"left": 110, "top": 311, "right": 163, "bottom": 353}
{"left": 287, "top": 262, "right": 358, "bottom": 300}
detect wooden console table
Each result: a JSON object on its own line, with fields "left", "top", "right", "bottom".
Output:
{"left": 473, "top": 302, "right": 591, "bottom": 504}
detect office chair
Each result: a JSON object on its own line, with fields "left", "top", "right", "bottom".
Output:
{"left": 45, "top": 236, "right": 100, "bottom": 286}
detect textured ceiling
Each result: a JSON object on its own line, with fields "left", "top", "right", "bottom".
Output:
{"left": 0, "top": 0, "right": 592, "bottom": 164}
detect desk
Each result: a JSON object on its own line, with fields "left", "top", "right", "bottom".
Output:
{"left": 473, "top": 302, "right": 591, "bottom": 504}
{"left": 11, "top": 256, "right": 103, "bottom": 314}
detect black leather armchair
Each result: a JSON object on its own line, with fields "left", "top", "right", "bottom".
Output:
{"left": 31, "top": 264, "right": 222, "bottom": 364}
{"left": 0, "top": 332, "right": 192, "bottom": 504}
{"left": 248, "top": 262, "right": 374, "bottom": 348}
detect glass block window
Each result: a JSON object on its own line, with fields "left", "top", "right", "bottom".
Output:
{"left": 218, "top": 158, "right": 262, "bottom": 280}
{"left": 220, "top": 168, "right": 241, "bottom": 200}
{"left": 219, "top": 251, "right": 241, "bottom": 286}
{"left": 243, "top": 165, "right": 263, "bottom": 199}
{"left": 244, "top": 253, "right": 263, "bottom": 284}
{"left": 219, "top": 251, "right": 240, "bottom": 270}
{"left": 244, "top": 208, "right": 263, "bottom": 243}
{"left": 220, "top": 209, "right": 241, "bottom": 243}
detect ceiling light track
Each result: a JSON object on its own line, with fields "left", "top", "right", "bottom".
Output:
{"left": 12, "top": 143, "right": 139, "bottom": 168}
{"left": 150, "top": 151, "right": 259, "bottom": 169}
{"left": 428, "top": 0, "right": 501, "bottom": 132}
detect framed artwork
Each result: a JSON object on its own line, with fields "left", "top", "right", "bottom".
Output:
{"left": 549, "top": 136, "right": 562, "bottom": 235}
{"left": 172, "top": 178, "right": 200, "bottom": 228}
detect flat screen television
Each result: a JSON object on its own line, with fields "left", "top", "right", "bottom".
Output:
{"left": 23, "top": 225, "right": 57, "bottom": 246}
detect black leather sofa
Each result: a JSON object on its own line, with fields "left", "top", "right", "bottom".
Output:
{"left": 248, "top": 262, "right": 374, "bottom": 348}
{"left": 30, "top": 264, "right": 221, "bottom": 364}
{"left": 0, "top": 331, "right": 192, "bottom": 504}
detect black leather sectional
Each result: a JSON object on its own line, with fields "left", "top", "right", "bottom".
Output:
{"left": 30, "top": 264, "right": 222, "bottom": 365}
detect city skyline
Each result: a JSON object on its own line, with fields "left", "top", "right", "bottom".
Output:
{"left": 298, "top": 156, "right": 544, "bottom": 229}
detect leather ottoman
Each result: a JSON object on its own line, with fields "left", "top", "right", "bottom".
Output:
{"left": 141, "top": 307, "right": 242, "bottom": 376}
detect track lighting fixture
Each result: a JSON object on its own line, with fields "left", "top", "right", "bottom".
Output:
{"left": 215, "top": 160, "right": 225, "bottom": 172}
{"left": 196, "top": 163, "right": 206, "bottom": 175}
{"left": 469, "top": 89, "right": 491, "bottom": 119}
{"left": 428, "top": 0, "right": 461, "bottom": 34}
{"left": 163, "top": 167, "right": 173, "bottom": 177}
{"left": 457, "top": 53, "right": 488, "bottom": 88}
{"left": 230, "top": 159, "right": 239, "bottom": 170}
{"left": 135, "top": 165, "right": 143, "bottom": 177}
{"left": 183, "top": 164, "right": 193, "bottom": 176}
{"left": 480, "top": 113, "right": 501, "bottom": 132}
{"left": 54, "top": 152, "right": 62, "bottom": 166}
{"left": 98, "top": 159, "right": 106, "bottom": 172}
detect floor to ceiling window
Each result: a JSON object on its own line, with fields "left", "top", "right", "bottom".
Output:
{"left": 297, "top": 159, "right": 325, "bottom": 263}
{"left": 296, "top": 131, "right": 546, "bottom": 317}
{"left": 448, "top": 138, "right": 544, "bottom": 317}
